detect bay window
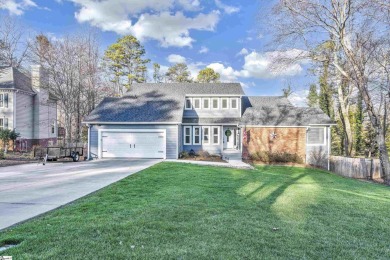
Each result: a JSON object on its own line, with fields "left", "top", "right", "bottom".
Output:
{"left": 193, "top": 126, "right": 201, "bottom": 145}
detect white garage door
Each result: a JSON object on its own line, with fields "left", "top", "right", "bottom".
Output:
{"left": 100, "top": 131, "right": 166, "bottom": 159}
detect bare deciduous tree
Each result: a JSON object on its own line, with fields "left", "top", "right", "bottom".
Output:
{"left": 31, "top": 31, "right": 103, "bottom": 144}
{"left": 0, "top": 15, "right": 30, "bottom": 68}
{"left": 268, "top": 0, "right": 390, "bottom": 183}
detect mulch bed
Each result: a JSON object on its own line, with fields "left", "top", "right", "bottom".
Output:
{"left": 179, "top": 156, "right": 227, "bottom": 163}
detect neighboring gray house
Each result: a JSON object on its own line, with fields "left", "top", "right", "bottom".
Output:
{"left": 0, "top": 66, "right": 58, "bottom": 150}
{"left": 84, "top": 83, "right": 333, "bottom": 166}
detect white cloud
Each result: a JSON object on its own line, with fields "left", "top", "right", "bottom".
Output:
{"left": 131, "top": 11, "right": 219, "bottom": 47}
{"left": 206, "top": 49, "right": 306, "bottom": 81}
{"left": 199, "top": 46, "right": 209, "bottom": 54}
{"left": 289, "top": 90, "right": 309, "bottom": 107}
{"left": 207, "top": 63, "right": 241, "bottom": 82}
{"left": 167, "top": 54, "right": 187, "bottom": 63}
{"left": 69, "top": 0, "right": 220, "bottom": 47}
{"left": 1, "top": 0, "right": 37, "bottom": 15}
{"left": 241, "top": 49, "right": 306, "bottom": 79}
{"left": 236, "top": 48, "right": 249, "bottom": 56}
{"left": 214, "top": 0, "right": 239, "bottom": 14}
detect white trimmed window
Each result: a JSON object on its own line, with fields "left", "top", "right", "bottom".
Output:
{"left": 202, "top": 126, "right": 210, "bottom": 145}
{"left": 193, "top": 98, "right": 201, "bottom": 109}
{"left": 212, "top": 98, "right": 219, "bottom": 109}
{"left": 212, "top": 126, "right": 220, "bottom": 145}
{"left": 231, "top": 98, "right": 238, "bottom": 109}
{"left": 185, "top": 98, "right": 192, "bottom": 110}
{"left": 221, "top": 98, "right": 229, "bottom": 109}
{"left": 184, "top": 126, "right": 192, "bottom": 145}
{"left": 193, "top": 126, "right": 201, "bottom": 145}
{"left": 0, "top": 94, "right": 3, "bottom": 107}
{"left": 307, "top": 127, "right": 326, "bottom": 145}
{"left": 202, "top": 98, "right": 210, "bottom": 109}
{"left": 0, "top": 118, "right": 7, "bottom": 129}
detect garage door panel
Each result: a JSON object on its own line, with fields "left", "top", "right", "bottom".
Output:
{"left": 101, "top": 131, "right": 165, "bottom": 159}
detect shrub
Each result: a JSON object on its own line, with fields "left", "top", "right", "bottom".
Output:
{"left": 0, "top": 149, "right": 4, "bottom": 159}
{"left": 179, "top": 151, "right": 189, "bottom": 158}
{"left": 197, "top": 150, "right": 210, "bottom": 158}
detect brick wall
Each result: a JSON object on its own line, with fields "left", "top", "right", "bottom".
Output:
{"left": 242, "top": 127, "right": 306, "bottom": 161}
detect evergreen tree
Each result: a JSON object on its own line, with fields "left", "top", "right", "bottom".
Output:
{"left": 165, "top": 63, "right": 192, "bottom": 83}
{"left": 104, "top": 35, "right": 150, "bottom": 94}
{"left": 153, "top": 63, "right": 163, "bottom": 83}
{"left": 354, "top": 93, "right": 364, "bottom": 155}
{"left": 318, "top": 62, "right": 334, "bottom": 119}
{"left": 307, "top": 84, "right": 319, "bottom": 107}
{"left": 197, "top": 68, "right": 220, "bottom": 83}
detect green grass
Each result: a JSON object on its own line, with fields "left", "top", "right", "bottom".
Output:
{"left": 1, "top": 163, "right": 389, "bottom": 259}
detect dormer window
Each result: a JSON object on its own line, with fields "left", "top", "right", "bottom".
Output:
{"left": 193, "top": 98, "right": 201, "bottom": 109}
{"left": 185, "top": 98, "right": 192, "bottom": 110}
{"left": 221, "top": 98, "right": 229, "bottom": 109}
{"left": 231, "top": 98, "right": 238, "bottom": 109}
{"left": 211, "top": 98, "right": 219, "bottom": 109}
{"left": 202, "top": 98, "right": 210, "bottom": 109}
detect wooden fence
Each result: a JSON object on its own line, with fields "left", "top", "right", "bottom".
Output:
{"left": 329, "top": 156, "right": 382, "bottom": 180}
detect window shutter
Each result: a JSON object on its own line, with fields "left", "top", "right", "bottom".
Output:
{"left": 4, "top": 94, "right": 8, "bottom": 108}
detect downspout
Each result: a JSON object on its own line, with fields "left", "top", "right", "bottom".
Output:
{"left": 87, "top": 124, "right": 91, "bottom": 160}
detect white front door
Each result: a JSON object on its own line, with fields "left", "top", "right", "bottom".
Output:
{"left": 223, "top": 127, "right": 236, "bottom": 149}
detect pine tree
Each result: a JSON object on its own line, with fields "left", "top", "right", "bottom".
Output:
{"left": 104, "top": 35, "right": 150, "bottom": 94}
{"left": 354, "top": 93, "right": 364, "bottom": 155}
{"left": 307, "top": 84, "right": 319, "bottom": 107}
{"left": 318, "top": 62, "right": 334, "bottom": 119}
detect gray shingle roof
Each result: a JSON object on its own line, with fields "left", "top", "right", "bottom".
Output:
{"left": 182, "top": 118, "right": 241, "bottom": 124}
{"left": 240, "top": 106, "right": 334, "bottom": 126}
{"left": 84, "top": 83, "right": 245, "bottom": 123}
{"left": 242, "top": 96, "right": 293, "bottom": 109}
{"left": 0, "top": 67, "right": 35, "bottom": 93}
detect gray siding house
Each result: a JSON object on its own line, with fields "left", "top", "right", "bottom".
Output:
{"left": 84, "top": 83, "right": 333, "bottom": 166}
{"left": 0, "top": 66, "right": 58, "bottom": 150}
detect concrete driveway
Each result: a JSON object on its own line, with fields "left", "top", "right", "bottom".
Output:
{"left": 0, "top": 159, "right": 160, "bottom": 230}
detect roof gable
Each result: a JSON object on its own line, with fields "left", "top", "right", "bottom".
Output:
{"left": 0, "top": 67, "right": 34, "bottom": 93}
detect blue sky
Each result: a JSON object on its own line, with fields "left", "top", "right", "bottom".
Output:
{"left": 1, "top": 0, "right": 314, "bottom": 105}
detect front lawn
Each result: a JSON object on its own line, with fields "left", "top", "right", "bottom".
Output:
{"left": 1, "top": 163, "right": 389, "bottom": 259}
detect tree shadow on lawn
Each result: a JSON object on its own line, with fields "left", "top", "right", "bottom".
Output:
{"left": 0, "top": 163, "right": 389, "bottom": 259}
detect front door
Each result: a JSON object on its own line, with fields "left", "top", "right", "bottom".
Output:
{"left": 224, "top": 127, "right": 236, "bottom": 149}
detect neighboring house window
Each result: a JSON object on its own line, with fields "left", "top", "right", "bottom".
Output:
{"left": 193, "top": 98, "right": 201, "bottom": 109}
{"left": 51, "top": 121, "right": 56, "bottom": 134}
{"left": 4, "top": 94, "right": 8, "bottom": 108}
{"left": 202, "top": 126, "right": 210, "bottom": 145}
{"left": 0, "top": 94, "right": 8, "bottom": 108}
{"left": 231, "top": 98, "right": 238, "bottom": 109}
{"left": 185, "top": 98, "right": 192, "bottom": 110}
{"left": 184, "top": 126, "right": 192, "bottom": 145}
{"left": 0, "top": 118, "right": 7, "bottom": 129}
{"left": 193, "top": 126, "right": 201, "bottom": 145}
{"left": 307, "top": 127, "right": 326, "bottom": 145}
{"left": 212, "top": 126, "right": 220, "bottom": 145}
{"left": 202, "top": 98, "right": 210, "bottom": 109}
{"left": 221, "top": 98, "right": 229, "bottom": 109}
{"left": 211, "top": 98, "right": 219, "bottom": 109}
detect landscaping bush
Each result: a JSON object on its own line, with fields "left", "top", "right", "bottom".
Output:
{"left": 249, "top": 151, "right": 303, "bottom": 164}
{"left": 0, "top": 149, "right": 4, "bottom": 159}
{"left": 179, "top": 151, "right": 189, "bottom": 159}
{"left": 197, "top": 150, "right": 210, "bottom": 158}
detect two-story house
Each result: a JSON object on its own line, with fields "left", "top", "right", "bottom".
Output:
{"left": 84, "top": 83, "right": 333, "bottom": 166}
{"left": 0, "top": 66, "right": 58, "bottom": 150}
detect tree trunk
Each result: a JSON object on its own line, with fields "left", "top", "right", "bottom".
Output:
{"left": 337, "top": 84, "right": 353, "bottom": 156}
